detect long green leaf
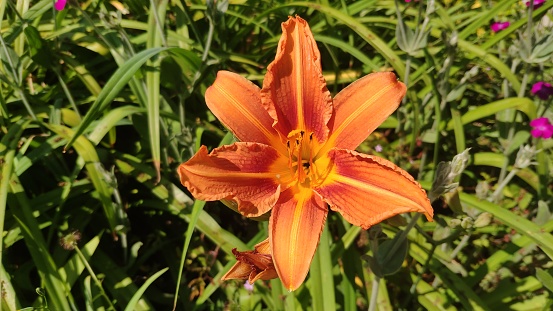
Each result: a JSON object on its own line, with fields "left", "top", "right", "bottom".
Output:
{"left": 460, "top": 193, "right": 553, "bottom": 260}
{"left": 456, "top": 0, "right": 518, "bottom": 40}
{"left": 46, "top": 124, "right": 118, "bottom": 232}
{"left": 124, "top": 268, "right": 168, "bottom": 311}
{"left": 310, "top": 224, "right": 336, "bottom": 311}
{"left": 445, "top": 97, "right": 536, "bottom": 130}
{"left": 64, "top": 47, "right": 171, "bottom": 151}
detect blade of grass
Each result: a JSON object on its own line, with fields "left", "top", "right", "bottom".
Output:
{"left": 8, "top": 175, "right": 72, "bottom": 310}
{"left": 445, "top": 97, "right": 537, "bottom": 130}
{"left": 146, "top": 0, "right": 168, "bottom": 182}
{"left": 64, "top": 47, "right": 174, "bottom": 152}
{"left": 173, "top": 199, "right": 205, "bottom": 311}
{"left": 45, "top": 124, "right": 118, "bottom": 232}
{"left": 124, "top": 268, "right": 168, "bottom": 311}
{"left": 456, "top": 0, "right": 517, "bottom": 40}
{"left": 310, "top": 223, "right": 335, "bottom": 311}
{"left": 460, "top": 193, "right": 553, "bottom": 260}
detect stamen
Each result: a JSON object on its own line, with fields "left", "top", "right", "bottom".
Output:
{"left": 286, "top": 141, "right": 293, "bottom": 170}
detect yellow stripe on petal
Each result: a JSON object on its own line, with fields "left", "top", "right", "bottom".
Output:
{"left": 205, "top": 71, "right": 284, "bottom": 153}
{"left": 325, "top": 72, "right": 406, "bottom": 151}
{"left": 269, "top": 187, "right": 328, "bottom": 291}
{"left": 315, "top": 148, "right": 432, "bottom": 229}
{"left": 178, "top": 143, "right": 288, "bottom": 217}
{"left": 261, "top": 17, "right": 333, "bottom": 143}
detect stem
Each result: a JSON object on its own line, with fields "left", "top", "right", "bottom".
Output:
{"left": 368, "top": 277, "right": 380, "bottom": 311}
{"left": 54, "top": 68, "right": 82, "bottom": 119}
{"left": 491, "top": 167, "right": 519, "bottom": 202}
{"left": 150, "top": 0, "right": 168, "bottom": 47}
{"left": 449, "top": 234, "right": 470, "bottom": 260}
{"left": 74, "top": 246, "right": 117, "bottom": 310}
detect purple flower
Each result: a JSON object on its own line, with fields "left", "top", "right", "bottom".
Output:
{"left": 525, "top": 0, "right": 546, "bottom": 8}
{"left": 244, "top": 280, "right": 254, "bottom": 292}
{"left": 530, "top": 117, "right": 553, "bottom": 139}
{"left": 54, "top": 0, "right": 67, "bottom": 11}
{"left": 491, "top": 22, "right": 510, "bottom": 33}
{"left": 531, "top": 81, "right": 553, "bottom": 100}
{"left": 374, "top": 144, "right": 383, "bottom": 152}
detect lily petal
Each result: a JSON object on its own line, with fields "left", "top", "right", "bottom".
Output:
{"left": 205, "top": 71, "right": 283, "bottom": 151}
{"left": 326, "top": 72, "right": 406, "bottom": 150}
{"left": 269, "top": 187, "right": 328, "bottom": 291}
{"left": 261, "top": 16, "right": 333, "bottom": 143}
{"left": 178, "top": 143, "right": 287, "bottom": 217}
{"left": 315, "top": 149, "right": 433, "bottom": 229}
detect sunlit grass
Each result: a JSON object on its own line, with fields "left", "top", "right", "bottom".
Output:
{"left": 1, "top": 0, "right": 552, "bottom": 310}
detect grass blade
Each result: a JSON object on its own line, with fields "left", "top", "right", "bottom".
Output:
{"left": 124, "top": 268, "right": 168, "bottom": 311}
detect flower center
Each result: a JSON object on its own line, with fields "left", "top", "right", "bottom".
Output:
{"left": 286, "top": 130, "right": 319, "bottom": 186}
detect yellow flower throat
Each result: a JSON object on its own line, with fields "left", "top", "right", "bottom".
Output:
{"left": 286, "top": 130, "right": 320, "bottom": 187}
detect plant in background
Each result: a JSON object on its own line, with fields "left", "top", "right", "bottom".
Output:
{"left": 491, "top": 21, "right": 510, "bottom": 32}
{"left": 178, "top": 16, "right": 433, "bottom": 291}
{"left": 531, "top": 81, "right": 553, "bottom": 99}
{"left": 525, "top": 0, "right": 546, "bottom": 9}
{"left": 530, "top": 117, "right": 553, "bottom": 138}
{"left": 2, "top": 0, "right": 553, "bottom": 309}
{"left": 54, "top": 0, "right": 66, "bottom": 11}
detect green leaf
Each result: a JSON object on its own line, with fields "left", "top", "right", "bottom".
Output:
{"left": 46, "top": 124, "right": 119, "bottom": 233}
{"left": 64, "top": 47, "right": 176, "bottom": 152}
{"left": 460, "top": 193, "right": 553, "bottom": 261}
{"left": 376, "top": 232, "right": 408, "bottom": 276}
{"left": 536, "top": 269, "right": 553, "bottom": 293}
{"left": 124, "top": 268, "right": 168, "bottom": 311}
{"left": 23, "top": 25, "right": 53, "bottom": 68}
{"left": 445, "top": 98, "right": 537, "bottom": 130}
{"left": 310, "top": 224, "right": 336, "bottom": 311}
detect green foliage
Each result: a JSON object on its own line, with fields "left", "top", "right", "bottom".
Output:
{"left": 1, "top": 0, "right": 552, "bottom": 310}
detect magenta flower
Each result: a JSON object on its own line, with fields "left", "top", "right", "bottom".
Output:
{"left": 530, "top": 118, "right": 553, "bottom": 139}
{"left": 531, "top": 81, "right": 553, "bottom": 100}
{"left": 491, "top": 22, "right": 510, "bottom": 33}
{"left": 525, "top": 0, "right": 546, "bottom": 8}
{"left": 54, "top": 0, "right": 67, "bottom": 10}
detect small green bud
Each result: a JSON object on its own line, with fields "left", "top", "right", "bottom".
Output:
{"left": 474, "top": 212, "right": 493, "bottom": 228}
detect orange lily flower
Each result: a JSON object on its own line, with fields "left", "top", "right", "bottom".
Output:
{"left": 178, "top": 16, "right": 433, "bottom": 291}
{"left": 221, "top": 238, "right": 278, "bottom": 284}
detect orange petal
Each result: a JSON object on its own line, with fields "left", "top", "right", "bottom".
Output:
{"left": 254, "top": 238, "right": 271, "bottom": 254}
{"left": 250, "top": 268, "right": 279, "bottom": 283}
{"left": 326, "top": 72, "right": 406, "bottom": 150}
{"left": 269, "top": 187, "right": 328, "bottom": 291}
{"left": 261, "top": 16, "right": 333, "bottom": 143}
{"left": 205, "top": 71, "right": 283, "bottom": 152}
{"left": 178, "top": 143, "right": 288, "bottom": 217}
{"left": 221, "top": 261, "right": 251, "bottom": 281}
{"left": 314, "top": 149, "right": 433, "bottom": 229}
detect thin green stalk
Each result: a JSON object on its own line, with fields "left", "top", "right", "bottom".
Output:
{"left": 0, "top": 35, "right": 36, "bottom": 120}
{"left": 368, "top": 277, "right": 380, "bottom": 311}
{"left": 496, "top": 2, "right": 533, "bottom": 191}
{"left": 270, "top": 279, "right": 284, "bottom": 310}
{"left": 311, "top": 224, "right": 335, "bottom": 311}
{"left": 491, "top": 167, "right": 519, "bottom": 202}
{"left": 74, "top": 246, "right": 117, "bottom": 310}
{"left": 188, "top": 14, "right": 215, "bottom": 94}
{"left": 150, "top": 0, "right": 168, "bottom": 47}
{"left": 54, "top": 68, "right": 82, "bottom": 119}
{"left": 0, "top": 121, "right": 29, "bottom": 283}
